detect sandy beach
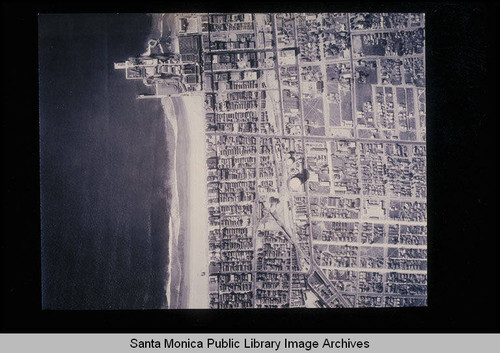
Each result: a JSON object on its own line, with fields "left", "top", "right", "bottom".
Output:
{"left": 155, "top": 13, "right": 208, "bottom": 309}
{"left": 162, "top": 95, "right": 209, "bottom": 309}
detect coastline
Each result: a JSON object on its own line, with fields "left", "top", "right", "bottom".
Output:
{"left": 161, "top": 95, "right": 209, "bottom": 309}
{"left": 155, "top": 13, "right": 208, "bottom": 309}
{"left": 161, "top": 97, "right": 181, "bottom": 308}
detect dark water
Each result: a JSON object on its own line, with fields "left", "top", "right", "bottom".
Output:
{"left": 39, "top": 14, "right": 170, "bottom": 309}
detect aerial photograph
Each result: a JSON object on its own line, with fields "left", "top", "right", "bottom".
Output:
{"left": 39, "top": 12, "right": 426, "bottom": 309}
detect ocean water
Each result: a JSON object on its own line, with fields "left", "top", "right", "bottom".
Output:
{"left": 40, "top": 14, "right": 172, "bottom": 309}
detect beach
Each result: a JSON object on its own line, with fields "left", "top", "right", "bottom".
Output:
{"left": 161, "top": 95, "right": 209, "bottom": 309}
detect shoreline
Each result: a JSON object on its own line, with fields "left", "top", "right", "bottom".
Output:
{"left": 161, "top": 95, "right": 209, "bottom": 309}
{"left": 155, "top": 13, "right": 208, "bottom": 309}
{"left": 161, "top": 97, "right": 181, "bottom": 308}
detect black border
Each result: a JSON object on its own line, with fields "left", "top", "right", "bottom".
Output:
{"left": 1, "top": 1, "right": 499, "bottom": 333}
